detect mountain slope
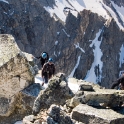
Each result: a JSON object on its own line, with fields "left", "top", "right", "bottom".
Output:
{"left": 0, "top": 0, "right": 124, "bottom": 88}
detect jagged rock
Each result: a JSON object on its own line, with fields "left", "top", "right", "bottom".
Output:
{"left": 75, "top": 91, "right": 84, "bottom": 97}
{"left": 0, "top": 34, "right": 34, "bottom": 99}
{"left": 0, "top": 34, "right": 40, "bottom": 123}
{"left": 0, "top": 83, "right": 41, "bottom": 124}
{"left": 71, "top": 104, "right": 124, "bottom": 124}
{"left": 23, "top": 115, "right": 35, "bottom": 124}
{"left": 78, "top": 79, "right": 103, "bottom": 91}
{"left": 66, "top": 79, "right": 124, "bottom": 109}
{"left": 47, "top": 104, "right": 73, "bottom": 124}
{"left": 66, "top": 91, "right": 84, "bottom": 110}
{"left": 81, "top": 89, "right": 124, "bottom": 107}
{"left": 66, "top": 96, "right": 82, "bottom": 109}
{"left": 33, "top": 73, "right": 74, "bottom": 115}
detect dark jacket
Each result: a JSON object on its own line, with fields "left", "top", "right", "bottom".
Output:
{"left": 111, "top": 75, "right": 124, "bottom": 89}
{"left": 36, "top": 52, "right": 49, "bottom": 67}
{"left": 42, "top": 62, "right": 55, "bottom": 78}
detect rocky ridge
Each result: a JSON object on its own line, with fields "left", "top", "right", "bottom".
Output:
{"left": 23, "top": 75, "right": 124, "bottom": 124}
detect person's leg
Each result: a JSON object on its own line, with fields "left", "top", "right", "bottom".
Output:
{"left": 41, "top": 72, "right": 47, "bottom": 86}
{"left": 44, "top": 76, "right": 48, "bottom": 83}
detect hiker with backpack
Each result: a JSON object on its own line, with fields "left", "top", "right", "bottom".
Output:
{"left": 41, "top": 58, "right": 55, "bottom": 86}
{"left": 33, "top": 52, "right": 49, "bottom": 67}
{"left": 111, "top": 74, "right": 124, "bottom": 90}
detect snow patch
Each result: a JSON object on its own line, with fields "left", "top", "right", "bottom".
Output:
{"left": 84, "top": 29, "right": 103, "bottom": 83}
{"left": 54, "top": 51, "right": 57, "bottom": 57}
{"left": 3, "top": 12, "right": 7, "bottom": 14}
{"left": 44, "top": 0, "right": 109, "bottom": 22}
{"left": 35, "top": 74, "right": 48, "bottom": 89}
{"left": 62, "top": 29, "right": 70, "bottom": 37}
{"left": 0, "top": 0, "right": 9, "bottom": 4}
{"left": 103, "top": 2, "right": 124, "bottom": 30}
{"left": 119, "top": 70, "right": 124, "bottom": 77}
{"left": 58, "top": 51, "right": 61, "bottom": 55}
{"left": 55, "top": 41, "right": 58, "bottom": 45}
{"left": 119, "top": 44, "right": 124, "bottom": 67}
{"left": 74, "top": 43, "right": 85, "bottom": 53}
{"left": 68, "top": 79, "right": 79, "bottom": 93}
{"left": 68, "top": 55, "right": 81, "bottom": 78}
{"left": 111, "top": 1, "right": 124, "bottom": 26}
{"left": 14, "top": 121, "right": 22, "bottom": 124}
{"left": 57, "top": 32, "right": 60, "bottom": 35}
{"left": 44, "top": 0, "right": 77, "bottom": 22}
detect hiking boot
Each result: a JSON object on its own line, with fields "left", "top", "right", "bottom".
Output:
{"left": 42, "top": 82, "right": 44, "bottom": 86}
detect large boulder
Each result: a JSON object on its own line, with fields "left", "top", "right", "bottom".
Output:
{"left": 0, "top": 34, "right": 39, "bottom": 123}
{"left": 0, "top": 83, "right": 41, "bottom": 124}
{"left": 33, "top": 73, "right": 74, "bottom": 115}
{"left": 0, "top": 34, "right": 34, "bottom": 99}
{"left": 47, "top": 104, "right": 73, "bottom": 124}
{"left": 71, "top": 104, "right": 124, "bottom": 124}
{"left": 67, "top": 79, "right": 124, "bottom": 108}
{"left": 81, "top": 89, "right": 124, "bottom": 107}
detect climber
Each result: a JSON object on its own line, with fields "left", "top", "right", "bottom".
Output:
{"left": 111, "top": 74, "right": 124, "bottom": 90}
{"left": 33, "top": 52, "right": 49, "bottom": 67}
{"left": 41, "top": 58, "right": 55, "bottom": 86}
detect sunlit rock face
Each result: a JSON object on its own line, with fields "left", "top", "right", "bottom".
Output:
{"left": 71, "top": 104, "right": 124, "bottom": 124}
{"left": 0, "top": 34, "right": 34, "bottom": 99}
{"left": 0, "top": 34, "right": 38, "bottom": 124}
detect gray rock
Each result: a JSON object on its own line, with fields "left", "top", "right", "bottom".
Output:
{"left": 33, "top": 73, "right": 74, "bottom": 115}
{"left": 47, "top": 104, "right": 73, "bottom": 124}
{"left": 82, "top": 89, "right": 124, "bottom": 107}
{"left": 71, "top": 104, "right": 124, "bottom": 124}
{"left": 0, "top": 34, "right": 38, "bottom": 123}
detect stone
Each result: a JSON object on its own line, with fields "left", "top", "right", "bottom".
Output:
{"left": 71, "top": 104, "right": 124, "bottom": 124}
{"left": 78, "top": 80, "right": 103, "bottom": 91}
{"left": 66, "top": 96, "right": 82, "bottom": 109}
{"left": 82, "top": 89, "right": 124, "bottom": 107}
{"left": 34, "top": 119, "right": 42, "bottom": 124}
{"left": 47, "top": 104, "right": 73, "bottom": 124}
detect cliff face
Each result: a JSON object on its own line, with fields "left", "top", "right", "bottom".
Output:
{"left": 0, "top": 0, "right": 124, "bottom": 88}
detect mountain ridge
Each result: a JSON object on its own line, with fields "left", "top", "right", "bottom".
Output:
{"left": 0, "top": 0, "right": 124, "bottom": 88}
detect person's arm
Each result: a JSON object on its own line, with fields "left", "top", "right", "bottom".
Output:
{"left": 53, "top": 64, "right": 55, "bottom": 75}
{"left": 44, "top": 52, "right": 49, "bottom": 60}
{"left": 41, "top": 65, "right": 44, "bottom": 77}
{"left": 111, "top": 78, "right": 121, "bottom": 89}
{"left": 35, "top": 56, "right": 41, "bottom": 59}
